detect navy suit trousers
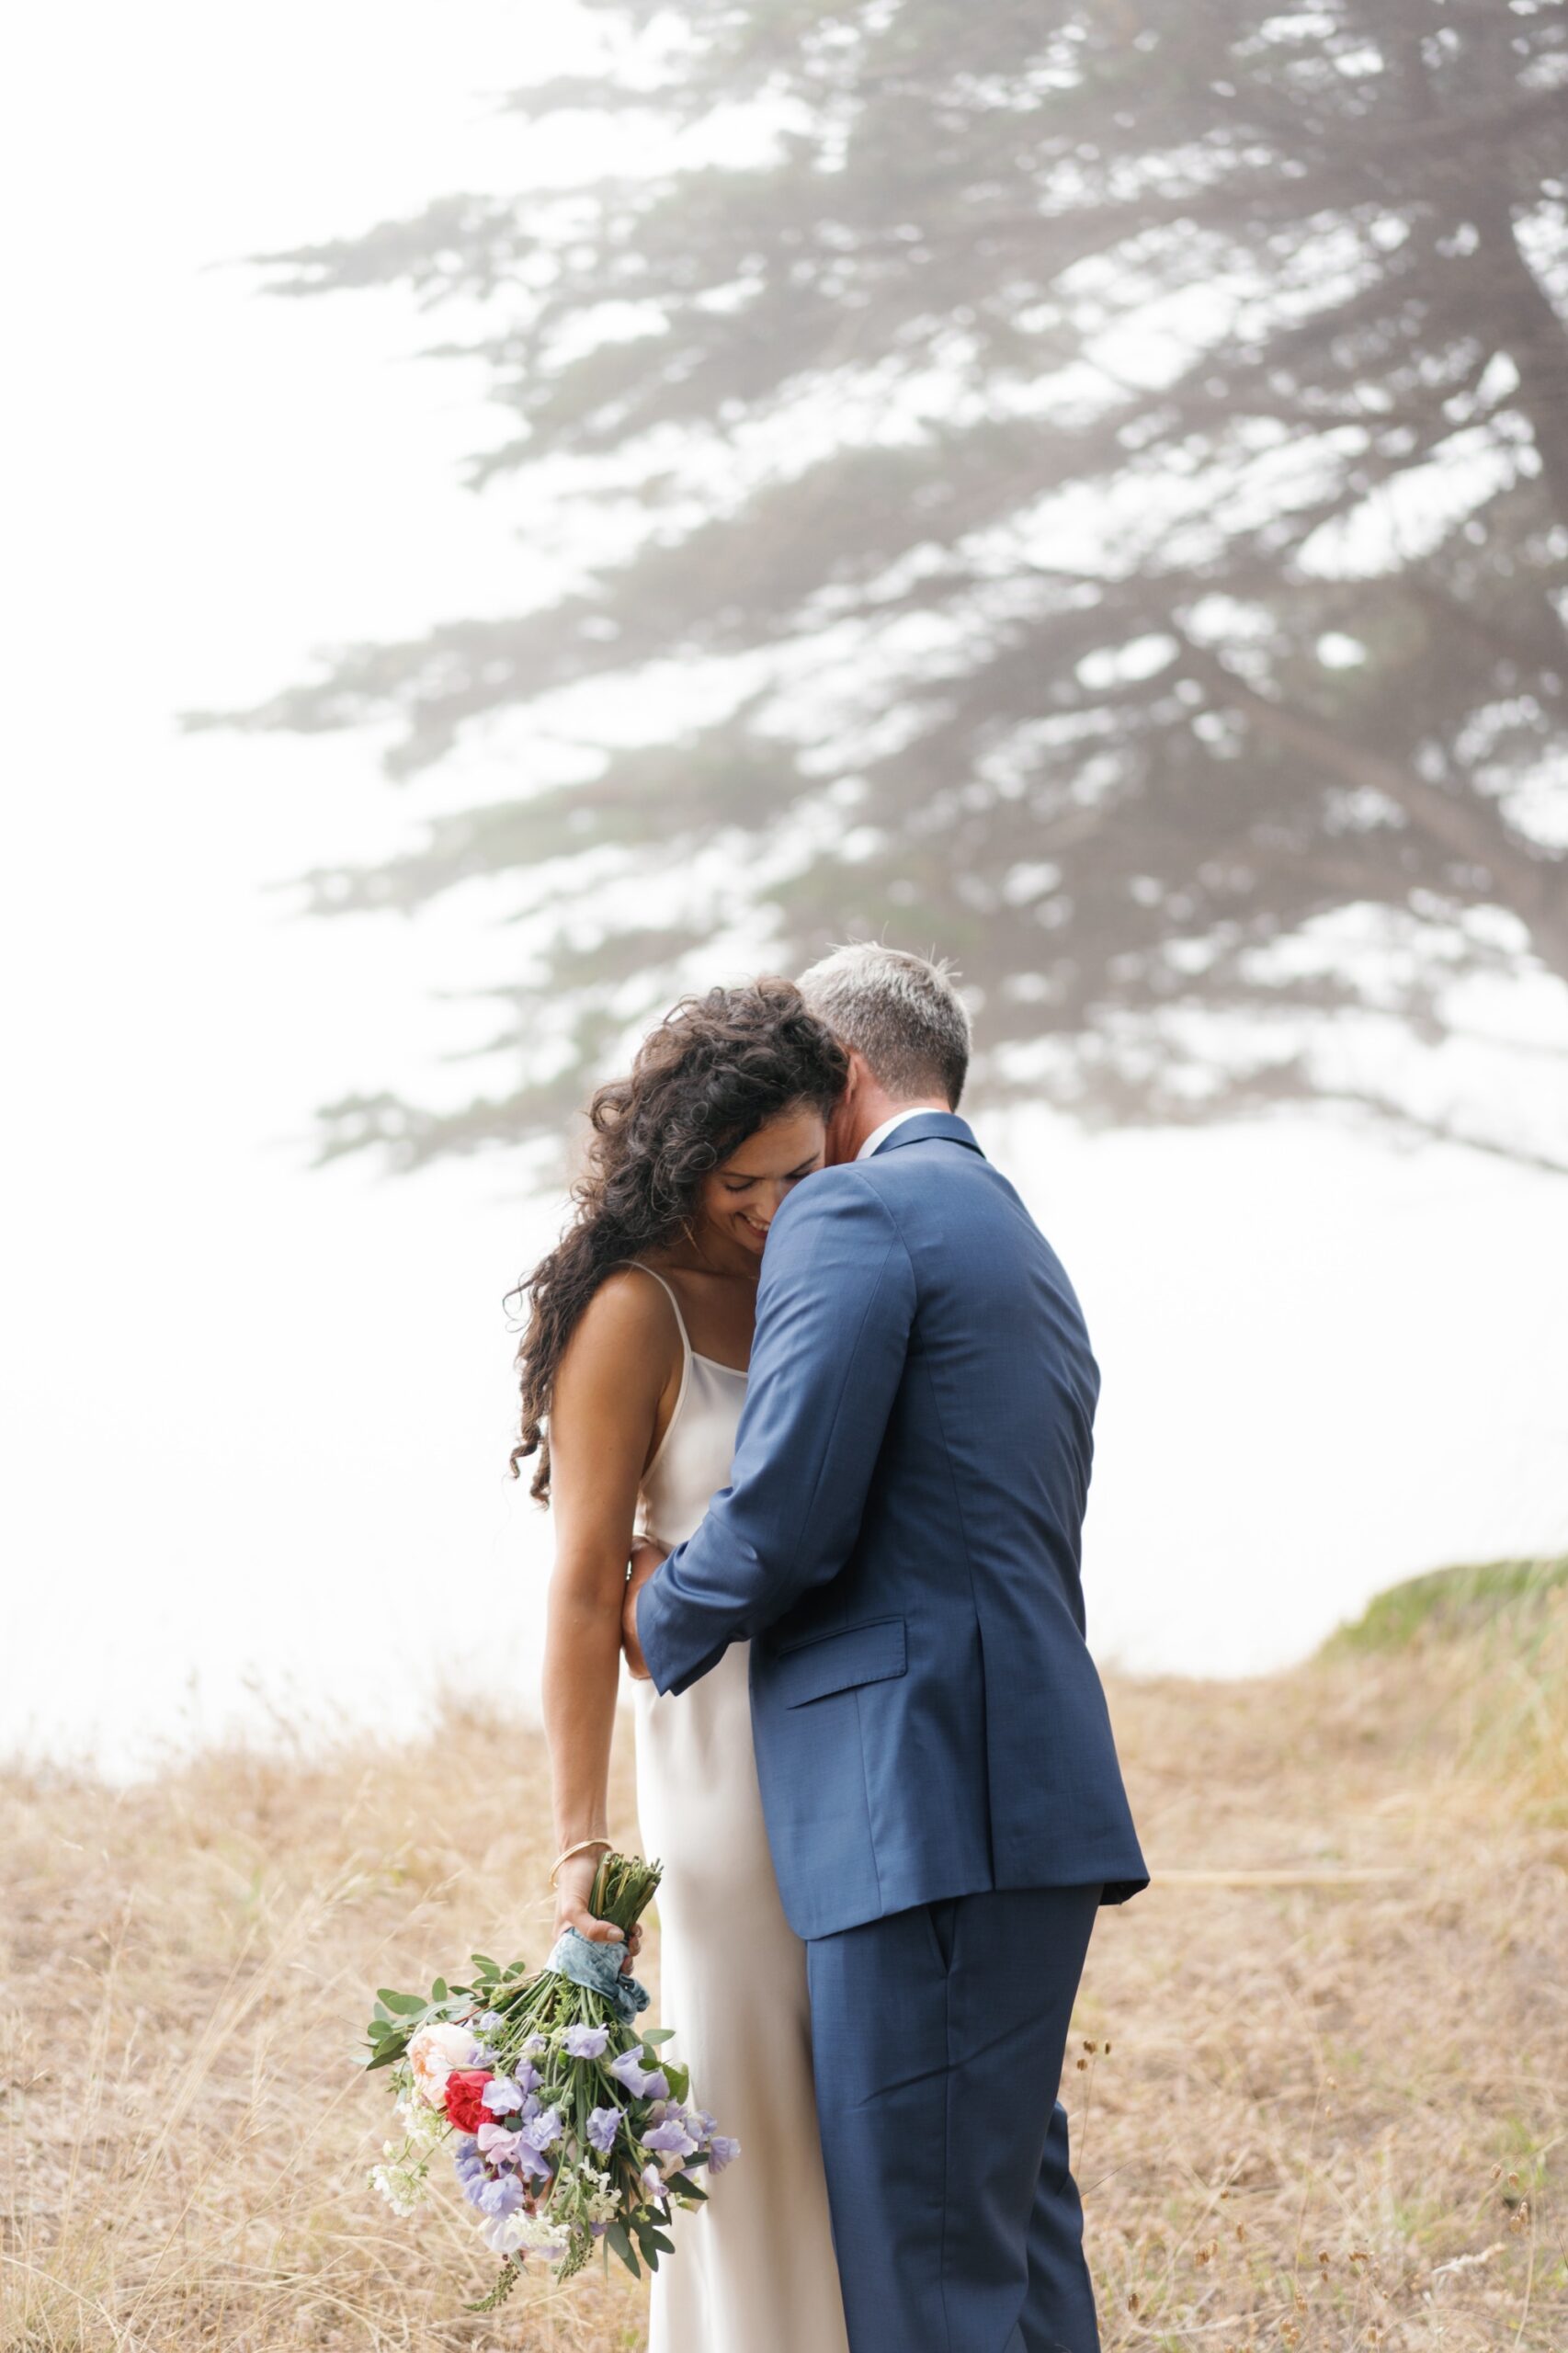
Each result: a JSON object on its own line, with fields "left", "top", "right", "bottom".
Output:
{"left": 806, "top": 1883, "right": 1103, "bottom": 2353}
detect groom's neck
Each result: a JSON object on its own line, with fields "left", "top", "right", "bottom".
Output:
{"left": 832, "top": 1085, "right": 951, "bottom": 1165}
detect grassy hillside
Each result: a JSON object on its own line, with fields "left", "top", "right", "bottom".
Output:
{"left": 1325, "top": 1554, "right": 1568, "bottom": 1654}
{"left": 4, "top": 1565, "right": 1564, "bottom": 2351}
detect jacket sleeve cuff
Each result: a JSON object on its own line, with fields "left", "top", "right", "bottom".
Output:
{"left": 635, "top": 1565, "right": 728, "bottom": 1699}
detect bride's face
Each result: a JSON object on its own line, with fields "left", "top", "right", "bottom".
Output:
{"left": 699, "top": 1102, "right": 828, "bottom": 1259}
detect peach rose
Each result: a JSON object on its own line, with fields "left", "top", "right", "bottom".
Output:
{"left": 406, "top": 2020, "right": 482, "bottom": 2109}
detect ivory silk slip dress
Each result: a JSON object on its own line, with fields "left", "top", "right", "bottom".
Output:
{"left": 625, "top": 1262, "right": 849, "bottom": 2353}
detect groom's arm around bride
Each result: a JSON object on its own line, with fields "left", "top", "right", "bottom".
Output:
{"left": 627, "top": 945, "right": 1147, "bottom": 2353}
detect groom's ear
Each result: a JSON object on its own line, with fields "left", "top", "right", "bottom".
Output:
{"left": 824, "top": 1054, "right": 864, "bottom": 1165}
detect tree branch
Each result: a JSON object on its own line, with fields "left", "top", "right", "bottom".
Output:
{"left": 1172, "top": 633, "right": 1568, "bottom": 982}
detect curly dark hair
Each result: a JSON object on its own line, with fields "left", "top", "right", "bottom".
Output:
{"left": 508, "top": 978, "right": 848, "bottom": 1501}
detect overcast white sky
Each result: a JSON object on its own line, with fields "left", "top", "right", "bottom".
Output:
{"left": 4, "top": 4, "right": 1566, "bottom": 1777}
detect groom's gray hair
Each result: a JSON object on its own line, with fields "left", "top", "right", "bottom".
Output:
{"left": 797, "top": 944, "right": 972, "bottom": 1108}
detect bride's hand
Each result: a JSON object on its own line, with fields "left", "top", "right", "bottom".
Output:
{"left": 551, "top": 1849, "right": 644, "bottom": 1974}
{"left": 621, "top": 1538, "right": 664, "bottom": 1681}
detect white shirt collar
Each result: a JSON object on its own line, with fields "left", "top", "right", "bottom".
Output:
{"left": 856, "top": 1107, "right": 930, "bottom": 1162}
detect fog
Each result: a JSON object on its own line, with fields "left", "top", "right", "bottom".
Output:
{"left": 5, "top": 3, "right": 1565, "bottom": 1776}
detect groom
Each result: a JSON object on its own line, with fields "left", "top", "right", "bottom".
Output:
{"left": 624, "top": 944, "right": 1147, "bottom": 2353}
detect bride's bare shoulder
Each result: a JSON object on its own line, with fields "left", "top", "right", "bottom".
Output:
{"left": 551, "top": 1268, "right": 681, "bottom": 1472}
{"left": 565, "top": 1263, "right": 681, "bottom": 1371}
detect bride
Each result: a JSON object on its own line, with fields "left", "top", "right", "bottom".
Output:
{"left": 509, "top": 978, "right": 853, "bottom": 2353}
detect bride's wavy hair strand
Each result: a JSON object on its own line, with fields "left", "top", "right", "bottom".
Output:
{"left": 507, "top": 979, "right": 847, "bottom": 1502}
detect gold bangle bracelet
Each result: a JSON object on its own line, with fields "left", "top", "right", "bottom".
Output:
{"left": 548, "top": 1836, "right": 613, "bottom": 1889}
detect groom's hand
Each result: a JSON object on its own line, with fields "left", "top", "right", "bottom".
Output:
{"left": 621, "top": 1539, "right": 664, "bottom": 1681}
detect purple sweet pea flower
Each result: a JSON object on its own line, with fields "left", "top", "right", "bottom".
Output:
{"left": 642, "top": 2109, "right": 699, "bottom": 2158}
{"left": 516, "top": 2058, "right": 542, "bottom": 2094}
{"left": 641, "top": 2165, "right": 668, "bottom": 2207}
{"left": 586, "top": 2106, "right": 620, "bottom": 2154}
{"left": 708, "top": 2134, "right": 741, "bottom": 2174}
{"left": 562, "top": 2023, "right": 609, "bottom": 2060}
{"left": 519, "top": 2105, "right": 563, "bottom": 2154}
{"left": 476, "top": 2120, "right": 523, "bottom": 2163}
{"left": 609, "top": 2049, "right": 669, "bottom": 2101}
{"left": 482, "top": 2075, "right": 526, "bottom": 2115}
{"left": 646, "top": 2098, "right": 696, "bottom": 2131}
{"left": 478, "top": 2172, "right": 524, "bottom": 2217}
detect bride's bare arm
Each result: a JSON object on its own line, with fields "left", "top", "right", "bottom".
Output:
{"left": 541, "top": 1271, "right": 675, "bottom": 1950}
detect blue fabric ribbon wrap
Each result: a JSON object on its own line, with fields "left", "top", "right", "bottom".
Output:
{"left": 543, "top": 1927, "right": 651, "bottom": 2024}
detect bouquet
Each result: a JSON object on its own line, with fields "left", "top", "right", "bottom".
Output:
{"left": 360, "top": 1852, "right": 738, "bottom": 2310}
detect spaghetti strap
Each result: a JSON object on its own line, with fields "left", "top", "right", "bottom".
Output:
{"left": 618, "top": 1260, "right": 694, "bottom": 1498}
{"left": 620, "top": 1259, "right": 693, "bottom": 1373}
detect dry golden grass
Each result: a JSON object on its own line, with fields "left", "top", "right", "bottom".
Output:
{"left": 4, "top": 1574, "right": 1564, "bottom": 2352}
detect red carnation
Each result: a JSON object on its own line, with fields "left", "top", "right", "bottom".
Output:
{"left": 443, "top": 2067, "right": 494, "bottom": 2134}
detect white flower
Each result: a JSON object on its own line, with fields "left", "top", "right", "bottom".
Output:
{"left": 406, "top": 2021, "right": 481, "bottom": 2109}
{"left": 393, "top": 2092, "right": 450, "bottom": 2151}
{"left": 481, "top": 2208, "right": 567, "bottom": 2258}
{"left": 369, "top": 2158, "right": 427, "bottom": 2217}
{"left": 480, "top": 2208, "right": 534, "bottom": 2256}
{"left": 578, "top": 2163, "right": 620, "bottom": 2227}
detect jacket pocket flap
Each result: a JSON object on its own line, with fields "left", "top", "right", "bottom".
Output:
{"left": 775, "top": 1618, "right": 907, "bottom": 1708}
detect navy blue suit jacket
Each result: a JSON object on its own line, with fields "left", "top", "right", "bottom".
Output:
{"left": 636, "top": 1111, "right": 1149, "bottom": 1941}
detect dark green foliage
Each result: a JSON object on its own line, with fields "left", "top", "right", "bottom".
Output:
{"left": 221, "top": 1, "right": 1568, "bottom": 1166}
{"left": 463, "top": 2256, "right": 522, "bottom": 2312}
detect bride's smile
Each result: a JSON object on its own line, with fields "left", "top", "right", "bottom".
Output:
{"left": 702, "top": 1106, "right": 827, "bottom": 1262}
